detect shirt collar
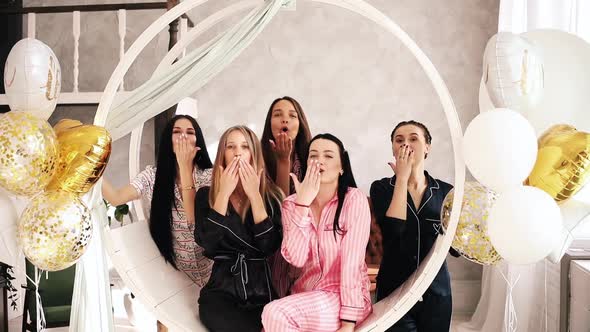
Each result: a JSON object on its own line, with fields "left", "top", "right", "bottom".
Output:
{"left": 285, "top": 189, "right": 343, "bottom": 204}
{"left": 389, "top": 171, "right": 440, "bottom": 191}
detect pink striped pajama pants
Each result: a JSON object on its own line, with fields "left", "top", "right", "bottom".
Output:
{"left": 262, "top": 290, "right": 366, "bottom": 332}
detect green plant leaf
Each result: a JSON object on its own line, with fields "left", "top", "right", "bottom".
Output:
{"left": 114, "top": 210, "right": 124, "bottom": 222}
{"left": 116, "top": 204, "right": 129, "bottom": 214}
{"left": 112, "top": 203, "right": 131, "bottom": 223}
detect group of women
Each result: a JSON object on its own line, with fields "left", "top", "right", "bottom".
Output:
{"left": 102, "top": 96, "right": 456, "bottom": 332}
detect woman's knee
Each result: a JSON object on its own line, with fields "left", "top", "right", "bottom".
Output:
{"left": 262, "top": 300, "right": 289, "bottom": 326}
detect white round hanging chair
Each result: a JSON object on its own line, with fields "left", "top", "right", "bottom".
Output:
{"left": 94, "top": 0, "right": 466, "bottom": 330}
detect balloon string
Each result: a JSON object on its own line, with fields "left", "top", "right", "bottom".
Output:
{"left": 499, "top": 266, "right": 519, "bottom": 332}
{"left": 11, "top": 253, "right": 47, "bottom": 331}
{"left": 33, "top": 266, "right": 46, "bottom": 331}
{"left": 544, "top": 260, "right": 548, "bottom": 332}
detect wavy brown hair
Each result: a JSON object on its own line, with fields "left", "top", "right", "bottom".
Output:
{"left": 209, "top": 126, "right": 283, "bottom": 214}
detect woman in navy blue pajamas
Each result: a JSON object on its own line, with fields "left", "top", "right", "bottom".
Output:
{"left": 370, "top": 120, "right": 459, "bottom": 332}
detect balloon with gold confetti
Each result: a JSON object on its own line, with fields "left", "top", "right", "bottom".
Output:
{"left": 0, "top": 112, "right": 58, "bottom": 196}
{"left": 526, "top": 124, "right": 590, "bottom": 202}
{"left": 442, "top": 182, "right": 502, "bottom": 265}
{"left": 17, "top": 190, "right": 92, "bottom": 271}
{"left": 46, "top": 122, "right": 112, "bottom": 195}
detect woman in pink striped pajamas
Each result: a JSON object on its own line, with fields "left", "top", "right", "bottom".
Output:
{"left": 262, "top": 133, "right": 372, "bottom": 332}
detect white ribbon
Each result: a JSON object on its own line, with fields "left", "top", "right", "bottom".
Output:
{"left": 499, "top": 266, "right": 520, "bottom": 332}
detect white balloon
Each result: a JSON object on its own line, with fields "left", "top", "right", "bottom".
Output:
{"left": 463, "top": 108, "right": 537, "bottom": 193}
{"left": 0, "top": 189, "right": 20, "bottom": 267}
{"left": 546, "top": 183, "right": 590, "bottom": 263}
{"left": 488, "top": 186, "right": 562, "bottom": 265}
{"left": 479, "top": 76, "right": 495, "bottom": 112}
{"left": 520, "top": 30, "right": 590, "bottom": 134}
{"left": 3, "top": 38, "right": 61, "bottom": 120}
{"left": 483, "top": 32, "right": 544, "bottom": 112}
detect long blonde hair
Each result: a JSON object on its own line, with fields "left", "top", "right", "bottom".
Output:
{"left": 209, "top": 126, "right": 283, "bottom": 214}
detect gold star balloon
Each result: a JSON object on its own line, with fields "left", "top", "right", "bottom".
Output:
{"left": 527, "top": 124, "right": 590, "bottom": 202}
{"left": 0, "top": 112, "right": 58, "bottom": 196}
{"left": 53, "top": 118, "right": 82, "bottom": 135}
{"left": 17, "top": 190, "right": 92, "bottom": 271}
{"left": 46, "top": 121, "right": 112, "bottom": 195}
{"left": 442, "top": 182, "right": 502, "bottom": 265}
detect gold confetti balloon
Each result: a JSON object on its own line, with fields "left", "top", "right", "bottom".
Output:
{"left": 46, "top": 122, "right": 112, "bottom": 194}
{"left": 17, "top": 190, "right": 92, "bottom": 271}
{"left": 0, "top": 112, "right": 58, "bottom": 196}
{"left": 442, "top": 182, "right": 502, "bottom": 265}
{"left": 526, "top": 124, "right": 590, "bottom": 202}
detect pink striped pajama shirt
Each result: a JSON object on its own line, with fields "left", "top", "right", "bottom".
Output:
{"left": 262, "top": 188, "right": 372, "bottom": 332}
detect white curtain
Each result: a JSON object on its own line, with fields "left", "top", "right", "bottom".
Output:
{"left": 498, "top": 0, "right": 590, "bottom": 40}
{"left": 69, "top": 1, "right": 291, "bottom": 331}
{"left": 456, "top": 261, "right": 557, "bottom": 332}
{"left": 69, "top": 179, "right": 115, "bottom": 332}
{"left": 457, "top": 1, "right": 590, "bottom": 331}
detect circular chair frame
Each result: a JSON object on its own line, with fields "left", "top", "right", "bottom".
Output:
{"left": 94, "top": 0, "right": 465, "bottom": 330}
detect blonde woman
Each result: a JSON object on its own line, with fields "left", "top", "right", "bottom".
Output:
{"left": 194, "top": 126, "right": 283, "bottom": 332}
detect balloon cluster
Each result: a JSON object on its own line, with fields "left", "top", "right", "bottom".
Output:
{"left": 448, "top": 30, "right": 590, "bottom": 266}
{"left": 0, "top": 39, "right": 112, "bottom": 271}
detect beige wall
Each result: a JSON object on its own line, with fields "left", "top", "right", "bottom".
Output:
{"left": 28, "top": 0, "right": 498, "bottom": 192}
{"left": 189, "top": 0, "right": 499, "bottom": 194}
{"left": 26, "top": 0, "right": 169, "bottom": 183}
{"left": 26, "top": 0, "right": 498, "bottom": 315}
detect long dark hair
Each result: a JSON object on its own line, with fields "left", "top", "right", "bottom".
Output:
{"left": 149, "top": 114, "right": 213, "bottom": 269}
{"left": 261, "top": 96, "right": 312, "bottom": 184}
{"left": 302, "top": 133, "right": 357, "bottom": 239}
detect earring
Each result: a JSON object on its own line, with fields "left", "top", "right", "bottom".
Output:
{"left": 339, "top": 170, "right": 344, "bottom": 175}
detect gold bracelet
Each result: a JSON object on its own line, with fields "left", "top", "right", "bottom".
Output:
{"left": 182, "top": 185, "right": 196, "bottom": 191}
